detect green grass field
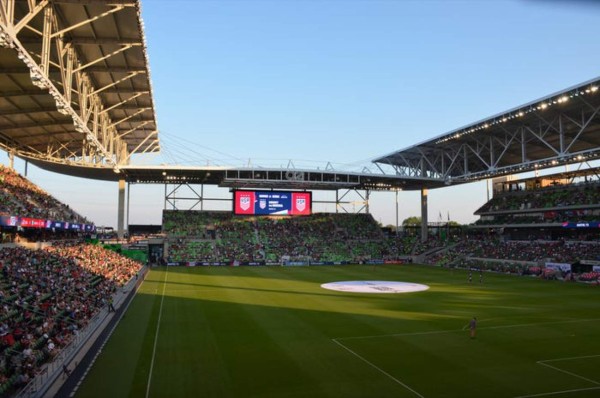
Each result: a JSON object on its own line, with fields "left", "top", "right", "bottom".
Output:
{"left": 77, "top": 265, "right": 600, "bottom": 398}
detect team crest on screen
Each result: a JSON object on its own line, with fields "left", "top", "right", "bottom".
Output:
{"left": 259, "top": 199, "right": 266, "bottom": 209}
{"left": 296, "top": 198, "right": 306, "bottom": 212}
{"left": 240, "top": 196, "right": 251, "bottom": 211}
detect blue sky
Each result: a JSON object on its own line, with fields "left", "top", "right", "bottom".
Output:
{"left": 2, "top": 0, "right": 600, "bottom": 227}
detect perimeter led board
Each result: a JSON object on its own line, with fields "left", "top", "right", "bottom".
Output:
{"left": 233, "top": 191, "right": 312, "bottom": 216}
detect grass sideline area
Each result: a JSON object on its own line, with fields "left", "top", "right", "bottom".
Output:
{"left": 77, "top": 265, "right": 600, "bottom": 398}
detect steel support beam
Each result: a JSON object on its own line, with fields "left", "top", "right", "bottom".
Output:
{"left": 117, "top": 178, "right": 125, "bottom": 238}
{"left": 420, "top": 187, "right": 428, "bottom": 243}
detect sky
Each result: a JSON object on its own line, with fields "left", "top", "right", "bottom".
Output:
{"left": 2, "top": 0, "right": 600, "bottom": 228}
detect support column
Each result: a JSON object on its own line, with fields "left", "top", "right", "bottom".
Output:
{"left": 117, "top": 179, "right": 126, "bottom": 239}
{"left": 365, "top": 190, "right": 370, "bottom": 214}
{"left": 126, "top": 182, "right": 131, "bottom": 231}
{"left": 395, "top": 189, "right": 399, "bottom": 236}
{"left": 8, "top": 152, "right": 14, "bottom": 169}
{"left": 420, "top": 187, "right": 428, "bottom": 243}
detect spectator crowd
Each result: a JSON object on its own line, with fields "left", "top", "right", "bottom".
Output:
{"left": 0, "top": 242, "right": 141, "bottom": 395}
{"left": 475, "top": 180, "right": 600, "bottom": 225}
{"left": 0, "top": 165, "right": 88, "bottom": 224}
{"left": 163, "top": 211, "right": 421, "bottom": 264}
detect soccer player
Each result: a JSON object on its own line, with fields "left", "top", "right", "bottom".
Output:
{"left": 469, "top": 317, "right": 477, "bottom": 339}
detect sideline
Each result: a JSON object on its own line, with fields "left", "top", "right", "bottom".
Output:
{"left": 145, "top": 266, "right": 169, "bottom": 398}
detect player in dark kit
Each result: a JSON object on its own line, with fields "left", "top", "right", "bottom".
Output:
{"left": 469, "top": 317, "right": 477, "bottom": 339}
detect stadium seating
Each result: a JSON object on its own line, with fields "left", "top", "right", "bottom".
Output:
{"left": 475, "top": 180, "right": 600, "bottom": 225}
{"left": 0, "top": 165, "right": 88, "bottom": 223}
{"left": 425, "top": 235, "right": 600, "bottom": 267}
{"left": 0, "top": 243, "right": 141, "bottom": 395}
{"left": 162, "top": 211, "right": 414, "bottom": 264}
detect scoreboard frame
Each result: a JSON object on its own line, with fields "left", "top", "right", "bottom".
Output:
{"left": 233, "top": 190, "right": 312, "bottom": 216}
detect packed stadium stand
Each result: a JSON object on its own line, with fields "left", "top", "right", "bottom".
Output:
{"left": 163, "top": 210, "right": 419, "bottom": 265}
{"left": 0, "top": 164, "right": 143, "bottom": 396}
{"left": 0, "top": 166, "right": 88, "bottom": 225}
{"left": 0, "top": 243, "right": 141, "bottom": 396}
{"left": 475, "top": 179, "right": 600, "bottom": 226}
{"left": 420, "top": 170, "right": 600, "bottom": 283}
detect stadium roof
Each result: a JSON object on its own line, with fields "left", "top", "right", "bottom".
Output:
{"left": 3, "top": 4, "right": 600, "bottom": 194}
{"left": 24, "top": 75, "right": 600, "bottom": 192}
{"left": 374, "top": 76, "right": 600, "bottom": 185}
{"left": 26, "top": 160, "right": 446, "bottom": 191}
{"left": 0, "top": 0, "right": 158, "bottom": 168}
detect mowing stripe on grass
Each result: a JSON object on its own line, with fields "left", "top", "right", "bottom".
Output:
{"left": 145, "top": 268, "right": 168, "bottom": 398}
{"left": 331, "top": 338, "right": 424, "bottom": 398}
{"left": 514, "top": 386, "right": 600, "bottom": 398}
{"left": 540, "top": 354, "right": 600, "bottom": 363}
{"left": 335, "top": 317, "right": 600, "bottom": 342}
{"left": 334, "top": 320, "right": 600, "bottom": 398}
{"left": 537, "top": 361, "right": 600, "bottom": 386}
{"left": 533, "top": 354, "right": 600, "bottom": 392}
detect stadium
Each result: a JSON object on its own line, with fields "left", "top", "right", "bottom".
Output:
{"left": 0, "top": 1, "right": 600, "bottom": 398}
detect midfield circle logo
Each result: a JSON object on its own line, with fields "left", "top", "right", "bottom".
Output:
{"left": 321, "top": 281, "right": 430, "bottom": 294}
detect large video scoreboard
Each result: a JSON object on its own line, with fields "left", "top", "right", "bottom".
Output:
{"left": 233, "top": 190, "right": 312, "bottom": 216}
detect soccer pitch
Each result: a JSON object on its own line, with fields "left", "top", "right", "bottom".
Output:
{"left": 77, "top": 265, "right": 600, "bottom": 398}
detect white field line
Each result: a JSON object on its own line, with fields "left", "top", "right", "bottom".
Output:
{"left": 332, "top": 319, "right": 600, "bottom": 398}
{"left": 513, "top": 386, "right": 600, "bottom": 398}
{"left": 540, "top": 354, "right": 600, "bottom": 363}
{"left": 519, "top": 353, "right": 600, "bottom": 398}
{"left": 145, "top": 267, "right": 169, "bottom": 398}
{"left": 335, "top": 317, "right": 600, "bottom": 342}
{"left": 537, "top": 361, "right": 600, "bottom": 386}
{"left": 331, "top": 338, "right": 424, "bottom": 398}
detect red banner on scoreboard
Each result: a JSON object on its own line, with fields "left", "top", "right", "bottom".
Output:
{"left": 290, "top": 192, "right": 311, "bottom": 215}
{"left": 234, "top": 191, "right": 255, "bottom": 215}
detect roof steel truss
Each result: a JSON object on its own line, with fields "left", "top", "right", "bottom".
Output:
{"left": 375, "top": 82, "right": 600, "bottom": 185}
{"left": 0, "top": 0, "right": 157, "bottom": 167}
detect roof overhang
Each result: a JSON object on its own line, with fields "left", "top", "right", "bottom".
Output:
{"left": 0, "top": 0, "right": 159, "bottom": 167}
{"left": 373, "top": 76, "right": 600, "bottom": 187}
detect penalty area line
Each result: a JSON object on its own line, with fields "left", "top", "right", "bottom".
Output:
{"left": 145, "top": 267, "right": 169, "bottom": 398}
{"left": 513, "top": 354, "right": 600, "bottom": 397}
{"left": 537, "top": 361, "right": 600, "bottom": 386}
{"left": 331, "top": 338, "right": 424, "bottom": 398}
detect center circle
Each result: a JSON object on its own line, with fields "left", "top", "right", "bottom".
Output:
{"left": 320, "top": 281, "right": 430, "bottom": 294}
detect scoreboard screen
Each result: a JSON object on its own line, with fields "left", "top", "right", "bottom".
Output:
{"left": 233, "top": 190, "right": 312, "bottom": 216}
